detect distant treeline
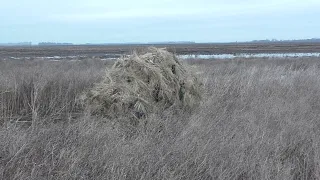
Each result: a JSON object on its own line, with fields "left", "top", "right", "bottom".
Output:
{"left": 38, "top": 42, "right": 74, "bottom": 46}
{"left": 0, "top": 42, "right": 32, "bottom": 46}
{"left": 250, "top": 38, "right": 320, "bottom": 43}
{"left": 1, "top": 39, "right": 320, "bottom": 47}
{"left": 84, "top": 41, "right": 196, "bottom": 45}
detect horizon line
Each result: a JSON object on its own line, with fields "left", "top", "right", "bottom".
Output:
{"left": 1, "top": 38, "right": 320, "bottom": 46}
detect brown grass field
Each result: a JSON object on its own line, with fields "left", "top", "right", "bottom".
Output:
{"left": 1, "top": 47, "right": 320, "bottom": 179}
{"left": 1, "top": 42, "right": 320, "bottom": 58}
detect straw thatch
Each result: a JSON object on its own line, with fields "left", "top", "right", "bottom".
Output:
{"left": 85, "top": 47, "right": 202, "bottom": 121}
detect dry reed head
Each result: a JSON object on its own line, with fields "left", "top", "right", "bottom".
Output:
{"left": 85, "top": 47, "right": 202, "bottom": 121}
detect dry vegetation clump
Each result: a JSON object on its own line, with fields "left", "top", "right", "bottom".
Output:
{"left": 84, "top": 47, "right": 202, "bottom": 121}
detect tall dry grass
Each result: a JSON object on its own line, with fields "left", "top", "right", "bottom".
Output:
{"left": 0, "top": 59, "right": 106, "bottom": 126}
{"left": 1, "top": 57, "right": 320, "bottom": 179}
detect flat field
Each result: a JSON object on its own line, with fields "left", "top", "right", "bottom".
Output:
{"left": 1, "top": 42, "right": 320, "bottom": 58}
{"left": 1, "top": 49, "right": 320, "bottom": 179}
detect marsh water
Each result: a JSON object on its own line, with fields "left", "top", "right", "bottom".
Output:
{"left": 178, "top": 53, "right": 320, "bottom": 59}
{"left": 5, "top": 52, "right": 320, "bottom": 61}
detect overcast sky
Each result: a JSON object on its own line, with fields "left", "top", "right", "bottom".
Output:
{"left": 1, "top": 0, "right": 319, "bottom": 43}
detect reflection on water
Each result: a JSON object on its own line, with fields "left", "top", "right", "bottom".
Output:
{"left": 178, "top": 53, "right": 320, "bottom": 59}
